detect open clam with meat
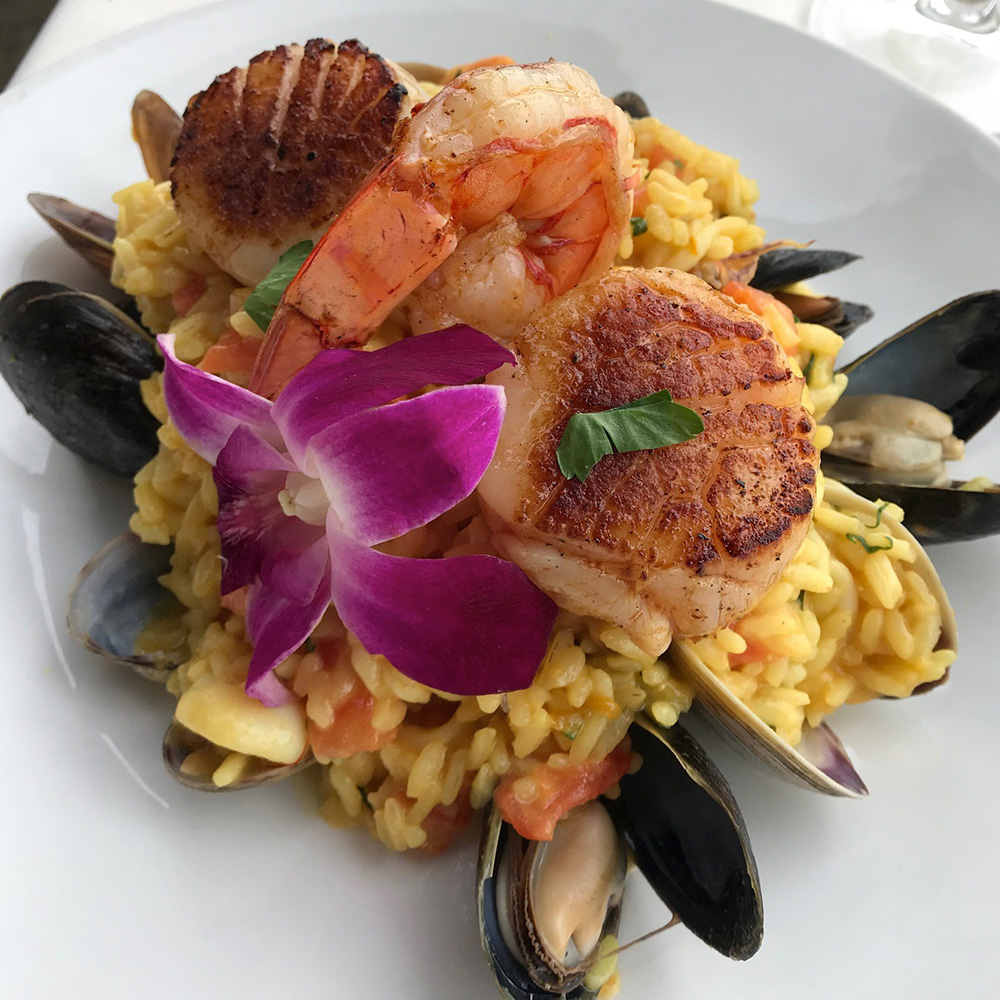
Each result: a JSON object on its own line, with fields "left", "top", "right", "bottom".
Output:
{"left": 0, "top": 37, "right": 978, "bottom": 998}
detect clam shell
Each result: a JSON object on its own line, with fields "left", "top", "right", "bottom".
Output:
{"left": 669, "top": 479, "right": 957, "bottom": 796}
{"left": 66, "top": 531, "right": 184, "bottom": 683}
{"left": 131, "top": 90, "right": 182, "bottom": 185}
{"left": 670, "top": 637, "right": 868, "bottom": 797}
{"left": 27, "top": 193, "right": 115, "bottom": 275}
{"left": 162, "top": 720, "right": 314, "bottom": 793}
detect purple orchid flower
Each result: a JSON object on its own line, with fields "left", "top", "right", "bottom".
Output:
{"left": 158, "top": 326, "right": 557, "bottom": 707}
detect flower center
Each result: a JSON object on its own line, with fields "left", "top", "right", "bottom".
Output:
{"left": 277, "top": 472, "right": 329, "bottom": 526}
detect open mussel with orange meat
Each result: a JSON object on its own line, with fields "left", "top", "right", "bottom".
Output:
{"left": 478, "top": 717, "right": 763, "bottom": 999}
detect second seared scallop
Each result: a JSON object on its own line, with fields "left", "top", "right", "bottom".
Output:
{"left": 478, "top": 267, "right": 819, "bottom": 655}
{"left": 171, "top": 38, "right": 427, "bottom": 286}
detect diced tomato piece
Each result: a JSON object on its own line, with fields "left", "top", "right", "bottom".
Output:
{"left": 721, "top": 280, "right": 799, "bottom": 353}
{"left": 220, "top": 586, "right": 248, "bottom": 617}
{"left": 722, "top": 280, "right": 796, "bottom": 328}
{"left": 199, "top": 328, "right": 262, "bottom": 378}
{"left": 306, "top": 639, "right": 398, "bottom": 758}
{"left": 418, "top": 784, "right": 474, "bottom": 856}
{"left": 729, "top": 637, "right": 776, "bottom": 667}
{"left": 632, "top": 183, "right": 649, "bottom": 215}
{"left": 494, "top": 739, "right": 632, "bottom": 842}
{"left": 171, "top": 276, "right": 207, "bottom": 318}
{"left": 646, "top": 144, "right": 673, "bottom": 170}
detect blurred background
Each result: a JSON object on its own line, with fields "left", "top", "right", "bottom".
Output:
{"left": 1, "top": 0, "right": 997, "bottom": 132}
{"left": 1, "top": 0, "right": 57, "bottom": 88}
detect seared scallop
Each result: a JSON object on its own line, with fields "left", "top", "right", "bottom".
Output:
{"left": 171, "top": 38, "right": 427, "bottom": 286}
{"left": 477, "top": 267, "right": 818, "bottom": 654}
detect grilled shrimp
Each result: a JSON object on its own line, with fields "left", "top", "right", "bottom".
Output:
{"left": 248, "top": 60, "right": 636, "bottom": 397}
{"left": 477, "top": 268, "right": 819, "bottom": 655}
{"left": 171, "top": 39, "right": 428, "bottom": 286}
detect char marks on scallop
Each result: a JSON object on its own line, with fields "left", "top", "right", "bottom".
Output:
{"left": 171, "top": 39, "right": 419, "bottom": 284}
{"left": 478, "top": 267, "right": 819, "bottom": 648}
{"left": 529, "top": 272, "right": 815, "bottom": 573}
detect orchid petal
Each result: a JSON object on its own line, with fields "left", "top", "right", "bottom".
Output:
{"left": 260, "top": 536, "right": 330, "bottom": 607}
{"left": 244, "top": 570, "right": 331, "bottom": 705}
{"left": 310, "top": 384, "right": 505, "bottom": 545}
{"left": 248, "top": 670, "right": 295, "bottom": 708}
{"left": 159, "top": 334, "right": 275, "bottom": 462}
{"left": 272, "top": 326, "right": 514, "bottom": 470}
{"left": 214, "top": 426, "right": 298, "bottom": 594}
{"left": 327, "top": 525, "right": 557, "bottom": 695}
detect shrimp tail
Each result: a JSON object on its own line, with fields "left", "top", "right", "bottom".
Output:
{"left": 248, "top": 167, "right": 460, "bottom": 397}
{"left": 248, "top": 303, "right": 327, "bottom": 398}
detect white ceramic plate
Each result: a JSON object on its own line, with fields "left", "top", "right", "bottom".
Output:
{"left": 3, "top": 1, "right": 1000, "bottom": 997}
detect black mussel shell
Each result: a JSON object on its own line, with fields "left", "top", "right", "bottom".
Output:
{"left": 0, "top": 281, "right": 161, "bottom": 476}
{"left": 837, "top": 291, "right": 1000, "bottom": 443}
{"left": 612, "top": 90, "right": 650, "bottom": 118}
{"left": 822, "top": 455, "right": 1000, "bottom": 545}
{"left": 775, "top": 292, "right": 873, "bottom": 339}
{"left": 750, "top": 248, "right": 861, "bottom": 291}
{"left": 604, "top": 718, "right": 764, "bottom": 960}
{"left": 477, "top": 809, "right": 608, "bottom": 1000}
{"left": 830, "top": 300, "right": 875, "bottom": 338}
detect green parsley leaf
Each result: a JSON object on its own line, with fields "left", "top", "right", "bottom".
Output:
{"left": 846, "top": 533, "right": 894, "bottom": 554}
{"left": 302, "top": 636, "right": 316, "bottom": 654}
{"left": 801, "top": 353, "right": 815, "bottom": 381}
{"left": 243, "top": 240, "right": 314, "bottom": 330}
{"left": 556, "top": 389, "right": 705, "bottom": 482}
{"left": 673, "top": 158, "right": 685, "bottom": 170}
{"left": 630, "top": 216, "right": 648, "bottom": 237}
{"left": 563, "top": 723, "right": 582, "bottom": 741}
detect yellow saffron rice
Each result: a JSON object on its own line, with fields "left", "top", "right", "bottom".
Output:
{"left": 117, "top": 113, "right": 954, "bottom": 863}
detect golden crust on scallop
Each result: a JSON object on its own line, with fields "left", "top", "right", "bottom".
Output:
{"left": 477, "top": 267, "right": 818, "bottom": 653}
{"left": 171, "top": 38, "right": 425, "bottom": 286}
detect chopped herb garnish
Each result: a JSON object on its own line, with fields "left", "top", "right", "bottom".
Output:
{"left": 556, "top": 389, "right": 704, "bottom": 482}
{"left": 302, "top": 636, "right": 316, "bottom": 654}
{"left": 796, "top": 590, "right": 805, "bottom": 609}
{"left": 630, "top": 216, "right": 648, "bottom": 237}
{"left": 673, "top": 158, "right": 684, "bottom": 170}
{"left": 865, "top": 501, "right": 890, "bottom": 531}
{"left": 359, "top": 786, "right": 373, "bottom": 811}
{"left": 563, "top": 722, "right": 583, "bottom": 741}
{"left": 244, "top": 240, "right": 314, "bottom": 330}
{"left": 846, "top": 533, "right": 894, "bottom": 554}
{"left": 801, "top": 354, "right": 815, "bottom": 381}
